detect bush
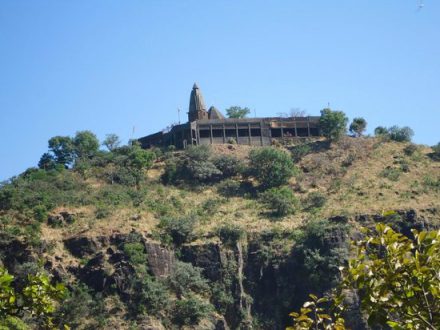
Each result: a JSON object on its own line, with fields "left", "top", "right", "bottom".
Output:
{"left": 380, "top": 167, "right": 401, "bottom": 181}
{"left": 173, "top": 295, "right": 213, "bottom": 326}
{"left": 260, "top": 186, "right": 298, "bottom": 217}
{"left": 290, "top": 144, "right": 311, "bottom": 163}
{"left": 388, "top": 126, "right": 414, "bottom": 142}
{"left": 374, "top": 126, "right": 388, "bottom": 136}
{"left": 248, "top": 147, "right": 297, "bottom": 189}
{"left": 212, "top": 155, "right": 243, "bottom": 178}
{"left": 123, "top": 242, "right": 146, "bottom": 266}
{"left": 304, "top": 192, "right": 326, "bottom": 210}
{"left": 403, "top": 143, "right": 419, "bottom": 156}
{"left": 130, "top": 275, "right": 170, "bottom": 316}
{"left": 158, "top": 215, "right": 197, "bottom": 245}
{"left": 169, "top": 261, "right": 209, "bottom": 297}
{"left": 217, "top": 224, "right": 246, "bottom": 246}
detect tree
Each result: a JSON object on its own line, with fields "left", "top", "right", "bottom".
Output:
{"left": 248, "top": 147, "right": 297, "bottom": 189}
{"left": 0, "top": 266, "right": 66, "bottom": 329}
{"left": 225, "top": 106, "right": 251, "bottom": 119}
{"left": 102, "top": 133, "right": 121, "bottom": 151}
{"left": 374, "top": 126, "right": 388, "bottom": 136}
{"left": 48, "top": 136, "right": 75, "bottom": 167}
{"left": 288, "top": 224, "right": 440, "bottom": 329}
{"left": 319, "top": 108, "right": 348, "bottom": 142}
{"left": 388, "top": 125, "right": 414, "bottom": 142}
{"left": 73, "top": 130, "right": 100, "bottom": 159}
{"left": 349, "top": 117, "right": 367, "bottom": 137}
{"left": 38, "top": 153, "right": 56, "bottom": 170}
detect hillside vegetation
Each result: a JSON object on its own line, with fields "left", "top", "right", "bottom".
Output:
{"left": 1, "top": 129, "right": 440, "bottom": 329}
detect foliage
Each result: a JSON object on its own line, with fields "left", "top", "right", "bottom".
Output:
{"left": 217, "top": 224, "right": 246, "bottom": 246}
{"left": 380, "top": 167, "right": 401, "bottom": 181}
{"left": 38, "top": 153, "right": 57, "bottom": 170}
{"left": 374, "top": 126, "right": 414, "bottom": 142}
{"left": 304, "top": 192, "right": 326, "bottom": 210}
{"left": 102, "top": 133, "right": 121, "bottom": 151}
{"left": 349, "top": 117, "right": 367, "bottom": 137}
{"left": 129, "top": 275, "right": 170, "bottom": 316}
{"left": 48, "top": 136, "right": 75, "bottom": 167}
{"left": 162, "top": 146, "right": 223, "bottom": 185}
{"left": 0, "top": 266, "right": 66, "bottom": 329}
{"left": 158, "top": 215, "right": 197, "bottom": 246}
{"left": 225, "top": 106, "right": 251, "bottom": 118}
{"left": 173, "top": 295, "right": 213, "bottom": 326}
{"left": 319, "top": 108, "right": 348, "bottom": 142}
{"left": 403, "top": 143, "right": 419, "bottom": 156}
{"left": 212, "top": 155, "right": 243, "bottom": 179}
{"left": 290, "top": 144, "right": 312, "bottom": 163}
{"left": 169, "top": 261, "right": 209, "bottom": 297}
{"left": 388, "top": 125, "right": 414, "bottom": 142}
{"left": 374, "top": 126, "right": 388, "bottom": 136}
{"left": 123, "top": 242, "right": 146, "bottom": 266}
{"left": 288, "top": 224, "right": 440, "bottom": 329}
{"left": 260, "top": 186, "right": 298, "bottom": 217}
{"left": 73, "top": 130, "right": 100, "bottom": 159}
{"left": 248, "top": 147, "right": 297, "bottom": 189}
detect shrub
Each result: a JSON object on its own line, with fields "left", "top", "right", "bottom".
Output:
{"left": 158, "top": 215, "right": 197, "bottom": 245}
{"left": 212, "top": 155, "right": 243, "bottom": 178}
{"left": 95, "top": 205, "right": 112, "bottom": 219}
{"left": 173, "top": 295, "right": 213, "bottom": 326}
{"left": 169, "top": 261, "right": 209, "bottom": 297}
{"left": 130, "top": 275, "right": 170, "bottom": 316}
{"left": 217, "top": 224, "right": 246, "bottom": 246}
{"left": 260, "top": 186, "right": 298, "bottom": 217}
{"left": 248, "top": 147, "right": 297, "bottom": 189}
{"left": 123, "top": 242, "right": 146, "bottom": 266}
{"left": 374, "top": 126, "right": 388, "bottom": 136}
{"left": 403, "top": 144, "right": 418, "bottom": 156}
{"left": 380, "top": 167, "right": 401, "bottom": 181}
{"left": 290, "top": 144, "right": 311, "bottom": 163}
{"left": 388, "top": 125, "right": 414, "bottom": 142}
{"left": 304, "top": 192, "right": 327, "bottom": 210}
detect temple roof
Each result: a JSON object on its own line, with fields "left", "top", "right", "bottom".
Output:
{"left": 189, "top": 82, "right": 206, "bottom": 114}
{"left": 208, "top": 106, "right": 225, "bottom": 119}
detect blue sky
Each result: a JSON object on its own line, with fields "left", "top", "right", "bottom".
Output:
{"left": 1, "top": 1, "right": 439, "bottom": 181}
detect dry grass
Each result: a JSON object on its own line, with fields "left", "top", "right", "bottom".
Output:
{"left": 33, "top": 138, "right": 440, "bottom": 245}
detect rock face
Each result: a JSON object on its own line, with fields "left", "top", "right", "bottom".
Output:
{"left": 3, "top": 209, "right": 438, "bottom": 329}
{"left": 144, "top": 241, "right": 175, "bottom": 277}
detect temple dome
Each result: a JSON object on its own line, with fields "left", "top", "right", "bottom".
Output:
{"left": 208, "top": 106, "right": 225, "bottom": 119}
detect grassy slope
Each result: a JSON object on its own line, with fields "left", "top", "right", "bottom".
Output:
{"left": 36, "top": 137, "right": 440, "bottom": 245}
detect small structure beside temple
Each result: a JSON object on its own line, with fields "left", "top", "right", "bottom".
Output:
{"left": 138, "top": 83, "right": 321, "bottom": 149}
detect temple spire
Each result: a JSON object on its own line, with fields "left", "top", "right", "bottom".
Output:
{"left": 188, "top": 83, "right": 208, "bottom": 121}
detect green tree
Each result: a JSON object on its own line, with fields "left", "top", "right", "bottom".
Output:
{"left": 38, "top": 153, "right": 56, "bottom": 170}
{"left": 248, "top": 147, "right": 297, "bottom": 189}
{"left": 225, "top": 106, "right": 251, "bottom": 118}
{"left": 288, "top": 224, "right": 440, "bottom": 329}
{"left": 319, "top": 108, "right": 348, "bottom": 142}
{"left": 349, "top": 117, "right": 367, "bottom": 137}
{"left": 388, "top": 125, "right": 414, "bottom": 142}
{"left": 374, "top": 126, "right": 388, "bottom": 136}
{"left": 102, "top": 133, "right": 121, "bottom": 151}
{"left": 48, "top": 136, "right": 75, "bottom": 167}
{"left": 0, "top": 267, "right": 66, "bottom": 329}
{"left": 73, "top": 130, "right": 100, "bottom": 159}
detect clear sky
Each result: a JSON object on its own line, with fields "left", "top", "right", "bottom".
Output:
{"left": 1, "top": 1, "right": 439, "bottom": 181}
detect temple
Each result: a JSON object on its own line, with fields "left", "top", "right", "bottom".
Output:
{"left": 138, "top": 84, "right": 321, "bottom": 149}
